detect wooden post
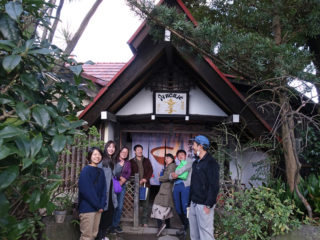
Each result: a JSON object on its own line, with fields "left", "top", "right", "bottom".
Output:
{"left": 133, "top": 173, "right": 139, "bottom": 228}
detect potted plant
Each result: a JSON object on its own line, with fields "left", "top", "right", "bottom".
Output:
{"left": 53, "top": 193, "right": 73, "bottom": 223}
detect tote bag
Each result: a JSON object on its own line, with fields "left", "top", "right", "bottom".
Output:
{"left": 139, "top": 183, "right": 149, "bottom": 200}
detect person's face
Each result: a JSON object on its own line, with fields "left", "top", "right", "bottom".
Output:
{"left": 91, "top": 149, "right": 102, "bottom": 165}
{"left": 135, "top": 147, "right": 143, "bottom": 157}
{"left": 192, "top": 141, "right": 201, "bottom": 155}
{"left": 119, "top": 148, "right": 129, "bottom": 160}
{"left": 165, "top": 156, "right": 173, "bottom": 165}
{"left": 107, "top": 143, "right": 115, "bottom": 156}
{"left": 177, "top": 152, "right": 186, "bottom": 161}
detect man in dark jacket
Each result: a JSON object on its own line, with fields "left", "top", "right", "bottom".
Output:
{"left": 129, "top": 144, "right": 153, "bottom": 227}
{"left": 189, "top": 135, "right": 219, "bottom": 240}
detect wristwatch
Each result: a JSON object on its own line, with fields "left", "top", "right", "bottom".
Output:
{"left": 205, "top": 205, "right": 211, "bottom": 209}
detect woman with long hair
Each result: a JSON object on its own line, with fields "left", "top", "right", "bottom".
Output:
{"left": 96, "top": 141, "right": 118, "bottom": 240}
{"left": 110, "top": 146, "right": 131, "bottom": 234}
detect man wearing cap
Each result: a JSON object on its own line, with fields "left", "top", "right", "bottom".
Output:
{"left": 188, "top": 135, "right": 219, "bottom": 240}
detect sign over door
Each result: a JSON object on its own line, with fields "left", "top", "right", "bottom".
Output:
{"left": 155, "top": 92, "right": 188, "bottom": 115}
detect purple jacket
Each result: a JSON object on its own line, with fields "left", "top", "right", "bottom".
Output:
{"left": 120, "top": 161, "right": 131, "bottom": 180}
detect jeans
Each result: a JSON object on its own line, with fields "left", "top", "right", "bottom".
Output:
{"left": 112, "top": 184, "right": 126, "bottom": 228}
{"left": 173, "top": 182, "right": 190, "bottom": 215}
{"left": 189, "top": 202, "right": 215, "bottom": 240}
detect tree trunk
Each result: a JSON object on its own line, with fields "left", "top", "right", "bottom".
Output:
{"left": 64, "top": 0, "right": 103, "bottom": 56}
{"left": 48, "top": 0, "right": 65, "bottom": 44}
{"left": 279, "top": 93, "right": 298, "bottom": 191}
{"left": 41, "top": 0, "right": 57, "bottom": 42}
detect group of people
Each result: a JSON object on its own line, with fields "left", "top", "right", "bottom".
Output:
{"left": 78, "top": 135, "right": 220, "bottom": 240}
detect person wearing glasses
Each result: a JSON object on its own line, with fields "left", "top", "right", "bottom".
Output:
{"left": 188, "top": 135, "right": 220, "bottom": 240}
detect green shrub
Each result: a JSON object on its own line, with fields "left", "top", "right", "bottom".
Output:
{"left": 216, "top": 186, "right": 301, "bottom": 240}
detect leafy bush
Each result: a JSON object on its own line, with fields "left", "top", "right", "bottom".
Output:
{"left": 0, "top": 1, "right": 89, "bottom": 239}
{"left": 216, "top": 186, "right": 301, "bottom": 240}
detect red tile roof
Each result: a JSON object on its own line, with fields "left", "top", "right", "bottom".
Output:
{"left": 82, "top": 62, "right": 126, "bottom": 86}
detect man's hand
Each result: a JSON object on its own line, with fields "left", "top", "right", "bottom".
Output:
{"left": 98, "top": 209, "right": 103, "bottom": 213}
{"left": 171, "top": 172, "right": 178, "bottom": 179}
{"left": 139, "top": 178, "right": 147, "bottom": 185}
{"left": 203, "top": 206, "right": 210, "bottom": 214}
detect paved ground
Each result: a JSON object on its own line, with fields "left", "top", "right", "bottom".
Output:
{"left": 107, "top": 233, "right": 179, "bottom": 240}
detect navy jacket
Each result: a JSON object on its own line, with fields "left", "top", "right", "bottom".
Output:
{"left": 78, "top": 165, "right": 107, "bottom": 213}
{"left": 189, "top": 153, "right": 219, "bottom": 207}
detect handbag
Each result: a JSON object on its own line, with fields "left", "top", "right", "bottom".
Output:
{"left": 139, "top": 183, "right": 149, "bottom": 200}
{"left": 113, "top": 177, "right": 122, "bottom": 193}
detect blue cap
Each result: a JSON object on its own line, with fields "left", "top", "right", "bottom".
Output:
{"left": 191, "top": 135, "right": 210, "bottom": 148}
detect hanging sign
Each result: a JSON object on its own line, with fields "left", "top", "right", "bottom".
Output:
{"left": 154, "top": 92, "right": 188, "bottom": 115}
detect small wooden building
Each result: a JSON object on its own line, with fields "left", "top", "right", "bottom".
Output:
{"left": 80, "top": 0, "right": 273, "bottom": 188}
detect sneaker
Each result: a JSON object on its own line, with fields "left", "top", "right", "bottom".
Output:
{"left": 103, "top": 237, "right": 109, "bottom": 240}
{"left": 176, "top": 229, "right": 186, "bottom": 236}
{"left": 108, "top": 227, "right": 116, "bottom": 235}
{"left": 156, "top": 223, "right": 166, "bottom": 237}
{"left": 114, "top": 226, "right": 123, "bottom": 233}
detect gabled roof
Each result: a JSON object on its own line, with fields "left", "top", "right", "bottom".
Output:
{"left": 79, "top": 0, "right": 273, "bottom": 137}
{"left": 82, "top": 62, "right": 126, "bottom": 87}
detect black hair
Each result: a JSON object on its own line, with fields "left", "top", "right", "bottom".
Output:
{"left": 117, "top": 146, "right": 130, "bottom": 161}
{"left": 133, "top": 144, "right": 143, "bottom": 151}
{"left": 102, "top": 140, "right": 117, "bottom": 169}
{"left": 87, "top": 147, "right": 103, "bottom": 163}
{"left": 176, "top": 149, "right": 186, "bottom": 156}
{"left": 165, "top": 153, "right": 175, "bottom": 162}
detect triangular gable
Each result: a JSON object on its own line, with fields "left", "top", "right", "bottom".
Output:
{"left": 79, "top": 0, "right": 272, "bottom": 137}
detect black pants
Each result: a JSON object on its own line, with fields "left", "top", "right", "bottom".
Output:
{"left": 96, "top": 183, "right": 114, "bottom": 240}
{"left": 157, "top": 218, "right": 171, "bottom": 228}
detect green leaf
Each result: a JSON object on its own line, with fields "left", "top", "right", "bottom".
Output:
{"left": 5, "top": 2, "right": 23, "bottom": 21}
{"left": 0, "top": 165, "right": 19, "bottom": 190}
{"left": 57, "top": 97, "right": 69, "bottom": 112}
{"left": 15, "top": 135, "right": 30, "bottom": 158}
{"left": 70, "top": 120, "right": 86, "bottom": 129}
{"left": 69, "top": 65, "right": 83, "bottom": 76}
{"left": 0, "top": 145, "right": 13, "bottom": 160}
{"left": 51, "top": 135, "right": 67, "bottom": 153}
{"left": 2, "top": 55, "right": 21, "bottom": 73}
{"left": 0, "top": 13, "right": 20, "bottom": 42}
{"left": 29, "top": 48, "right": 51, "bottom": 55}
{"left": 21, "top": 73, "right": 39, "bottom": 90}
{"left": 22, "top": 158, "right": 32, "bottom": 170}
{"left": 32, "top": 106, "right": 50, "bottom": 128}
{"left": 0, "top": 95, "right": 14, "bottom": 105}
{"left": 35, "top": 156, "right": 48, "bottom": 165}
{"left": 29, "top": 189, "right": 41, "bottom": 211}
{"left": 1, "top": 117, "right": 24, "bottom": 127}
{"left": 30, "top": 134, "right": 42, "bottom": 158}
{"left": 0, "top": 40, "right": 15, "bottom": 51}
{"left": 0, "top": 192, "right": 10, "bottom": 217}
{"left": 16, "top": 102, "right": 30, "bottom": 121}
{"left": 25, "top": 39, "right": 34, "bottom": 51}
{"left": 0, "top": 126, "right": 25, "bottom": 139}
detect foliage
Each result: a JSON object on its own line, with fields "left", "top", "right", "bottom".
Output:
{"left": 216, "top": 186, "right": 301, "bottom": 240}
{"left": 300, "top": 126, "right": 320, "bottom": 176}
{"left": 53, "top": 194, "right": 73, "bottom": 212}
{"left": 0, "top": 1, "right": 90, "bottom": 239}
{"left": 268, "top": 177, "right": 320, "bottom": 219}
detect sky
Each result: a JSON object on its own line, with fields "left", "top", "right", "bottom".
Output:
{"left": 54, "top": 0, "right": 143, "bottom": 63}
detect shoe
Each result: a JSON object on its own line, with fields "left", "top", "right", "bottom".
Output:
{"left": 156, "top": 223, "right": 166, "bottom": 237}
{"left": 114, "top": 226, "right": 123, "bottom": 233}
{"left": 108, "top": 227, "right": 116, "bottom": 235}
{"left": 143, "top": 223, "right": 148, "bottom": 227}
{"left": 176, "top": 229, "right": 186, "bottom": 236}
{"left": 103, "top": 237, "right": 109, "bottom": 240}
